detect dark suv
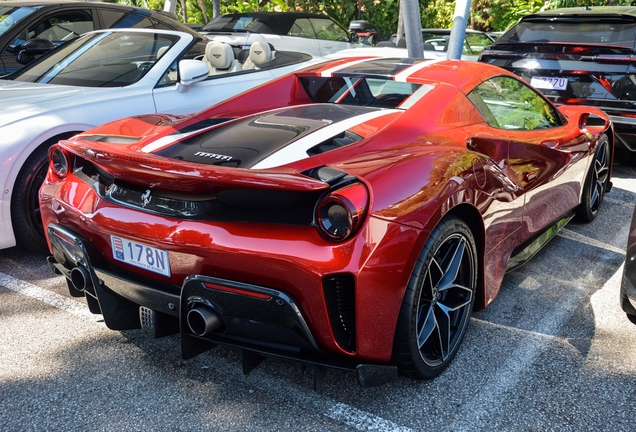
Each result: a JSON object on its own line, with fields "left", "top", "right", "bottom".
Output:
{"left": 479, "top": 6, "right": 636, "bottom": 158}
{"left": 0, "top": 1, "right": 198, "bottom": 75}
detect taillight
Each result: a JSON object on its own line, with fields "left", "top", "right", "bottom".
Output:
{"left": 49, "top": 145, "right": 73, "bottom": 178}
{"left": 315, "top": 183, "right": 368, "bottom": 242}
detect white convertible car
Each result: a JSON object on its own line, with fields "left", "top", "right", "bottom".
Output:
{"left": 0, "top": 27, "right": 324, "bottom": 250}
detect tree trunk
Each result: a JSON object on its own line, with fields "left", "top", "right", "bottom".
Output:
{"left": 199, "top": 0, "right": 208, "bottom": 22}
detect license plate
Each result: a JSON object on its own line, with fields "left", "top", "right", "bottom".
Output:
{"left": 530, "top": 76, "right": 568, "bottom": 90}
{"left": 111, "top": 235, "right": 171, "bottom": 277}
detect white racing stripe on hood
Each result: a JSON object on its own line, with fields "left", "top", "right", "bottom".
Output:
{"left": 141, "top": 126, "right": 218, "bottom": 153}
{"left": 251, "top": 109, "right": 400, "bottom": 169}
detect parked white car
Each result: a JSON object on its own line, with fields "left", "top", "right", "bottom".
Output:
{"left": 0, "top": 27, "right": 324, "bottom": 250}
{"left": 200, "top": 12, "right": 360, "bottom": 57}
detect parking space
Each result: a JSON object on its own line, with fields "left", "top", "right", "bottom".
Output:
{"left": 0, "top": 162, "right": 634, "bottom": 431}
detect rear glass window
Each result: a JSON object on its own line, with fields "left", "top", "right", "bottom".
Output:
{"left": 500, "top": 18, "right": 636, "bottom": 47}
{"left": 300, "top": 76, "right": 429, "bottom": 109}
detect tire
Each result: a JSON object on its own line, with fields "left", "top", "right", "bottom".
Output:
{"left": 575, "top": 133, "right": 610, "bottom": 223}
{"left": 620, "top": 279, "right": 636, "bottom": 325}
{"left": 392, "top": 216, "right": 478, "bottom": 379}
{"left": 10, "top": 144, "right": 51, "bottom": 251}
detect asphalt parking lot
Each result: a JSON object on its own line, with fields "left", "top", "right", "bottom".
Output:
{"left": 0, "top": 160, "right": 634, "bottom": 432}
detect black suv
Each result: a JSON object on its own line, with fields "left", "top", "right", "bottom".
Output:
{"left": 0, "top": 1, "right": 198, "bottom": 75}
{"left": 479, "top": 6, "right": 636, "bottom": 158}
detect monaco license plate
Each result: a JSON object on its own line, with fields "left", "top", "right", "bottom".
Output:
{"left": 530, "top": 76, "right": 568, "bottom": 91}
{"left": 110, "top": 235, "right": 171, "bottom": 277}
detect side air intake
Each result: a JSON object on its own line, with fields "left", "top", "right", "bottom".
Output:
{"left": 323, "top": 273, "right": 356, "bottom": 353}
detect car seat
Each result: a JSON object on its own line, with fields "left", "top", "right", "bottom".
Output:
{"left": 242, "top": 42, "right": 275, "bottom": 70}
{"left": 202, "top": 41, "right": 242, "bottom": 75}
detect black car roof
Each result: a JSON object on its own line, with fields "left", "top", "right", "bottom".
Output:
{"left": 0, "top": 0, "right": 200, "bottom": 36}
{"left": 525, "top": 6, "right": 636, "bottom": 19}
{"left": 201, "top": 12, "right": 338, "bottom": 34}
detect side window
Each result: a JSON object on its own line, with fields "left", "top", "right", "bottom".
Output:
{"left": 465, "top": 33, "right": 493, "bottom": 55}
{"left": 288, "top": 18, "right": 315, "bottom": 38}
{"left": 150, "top": 18, "right": 174, "bottom": 31}
{"left": 311, "top": 18, "right": 349, "bottom": 42}
{"left": 99, "top": 10, "right": 150, "bottom": 29}
{"left": 468, "top": 76, "right": 563, "bottom": 130}
{"left": 27, "top": 10, "right": 94, "bottom": 44}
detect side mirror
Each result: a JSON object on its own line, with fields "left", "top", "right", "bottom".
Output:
{"left": 17, "top": 38, "right": 55, "bottom": 64}
{"left": 176, "top": 59, "right": 209, "bottom": 93}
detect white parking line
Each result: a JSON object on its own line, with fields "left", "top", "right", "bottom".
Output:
{"left": 557, "top": 228, "right": 626, "bottom": 255}
{"left": 325, "top": 403, "right": 414, "bottom": 432}
{"left": 0, "top": 272, "right": 102, "bottom": 323}
{"left": 471, "top": 317, "right": 560, "bottom": 341}
{"left": 448, "top": 265, "right": 624, "bottom": 429}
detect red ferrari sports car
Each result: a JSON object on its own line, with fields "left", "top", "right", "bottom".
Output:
{"left": 40, "top": 57, "right": 613, "bottom": 385}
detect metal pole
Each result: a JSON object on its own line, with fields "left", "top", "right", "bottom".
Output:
{"left": 447, "top": 0, "right": 471, "bottom": 60}
{"left": 396, "top": 0, "right": 404, "bottom": 47}
{"left": 401, "top": 0, "right": 423, "bottom": 58}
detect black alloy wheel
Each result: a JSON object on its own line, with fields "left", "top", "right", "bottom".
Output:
{"left": 576, "top": 134, "right": 610, "bottom": 223}
{"left": 393, "top": 216, "right": 478, "bottom": 379}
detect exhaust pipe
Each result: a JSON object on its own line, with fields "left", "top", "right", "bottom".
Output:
{"left": 70, "top": 266, "right": 92, "bottom": 292}
{"left": 187, "top": 305, "right": 223, "bottom": 336}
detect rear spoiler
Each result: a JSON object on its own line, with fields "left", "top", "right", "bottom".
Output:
{"left": 58, "top": 139, "right": 330, "bottom": 194}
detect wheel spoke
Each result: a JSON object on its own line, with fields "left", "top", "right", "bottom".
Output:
{"left": 437, "top": 238, "right": 466, "bottom": 291}
{"left": 590, "top": 141, "right": 608, "bottom": 212}
{"left": 596, "top": 165, "right": 609, "bottom": 184}
{"left": 416, "top": 303, "right": 437, "bottom": 349}
{"left": 590, "top": 183, "right": 599, "bottom": 209}
{"left": 434, "top": 305, "right": 451, "bottom": 359}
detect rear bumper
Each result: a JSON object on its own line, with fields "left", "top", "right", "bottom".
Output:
{"left": 45, "top": 219, "right": 414, "bottom": 384}
{"left": 48, "top": 224, "right": 333, "bottom": 361}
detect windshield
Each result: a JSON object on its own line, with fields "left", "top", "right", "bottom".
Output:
{"left": 12, "top": 31, "right": 178, "bottom": 87}
{"left": 201, "top": 16, "right": 259, "bottom": 32}
{"left": 499, "top": 18, "right": 636, "bottom": 48}
{"left": 0, "top": 6, "right": 40, "bottom": 37}
{"left": 300, "top": 76, "right": 431, "bottom": 109}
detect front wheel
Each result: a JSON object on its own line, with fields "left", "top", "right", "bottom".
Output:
{"left": 10, "top": 145, "right": 50, "bottom": 251}
{"left": 392, "top": 216, "right": 478, "bottom": 379}
{"left": 576, "top": 134, "right": 610, "bottom": 223}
